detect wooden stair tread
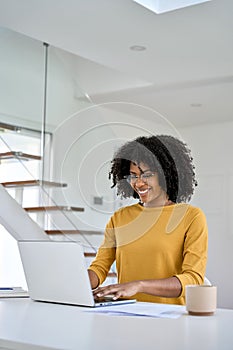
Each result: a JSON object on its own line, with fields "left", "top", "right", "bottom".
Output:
{"left": 0, "top": 151, "right": 41, "bottom": 161}
{"left": 45, "top": 229, "right": 103, "bottom": 235}
{"left": 24, "top": 205, "right": 84, "bottom": 212}
{"left": 84, "top": 252, "right": 97, "bottom": 257}
{"left": 107, "top": 272, "right": 117, "bottom": 277}
{"left": 1, "top": 180, "right": 67, "bottom": 188}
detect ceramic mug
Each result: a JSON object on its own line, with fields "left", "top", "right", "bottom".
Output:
{"left": 185, "top": 285, "right": 217, "bottom": 316}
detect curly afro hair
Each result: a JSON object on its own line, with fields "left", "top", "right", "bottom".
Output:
{"left": 109, "top": 135, "right": 197, "bottom": 203}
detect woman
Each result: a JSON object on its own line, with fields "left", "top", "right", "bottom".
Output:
{"left": 88, "top": 135, "right": 208, "bottom": 305}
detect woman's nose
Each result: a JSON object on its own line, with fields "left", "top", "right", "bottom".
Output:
{"left": 135, "top": 177, "right": 146, "bottom": 185}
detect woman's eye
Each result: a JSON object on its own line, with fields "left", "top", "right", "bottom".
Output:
{"left": 143, "top": 174, "right": 152, "bottom": 178}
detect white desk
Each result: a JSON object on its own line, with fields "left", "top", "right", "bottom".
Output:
{"left": 0, "top": 298, "right": 233, "bottom": 350}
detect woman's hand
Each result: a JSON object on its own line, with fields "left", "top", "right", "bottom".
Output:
{"left": 93, "top": 277, "right": 182, "bottom": 299}
{"left": 93, "top": 281, "right": 141, "bottom": 300}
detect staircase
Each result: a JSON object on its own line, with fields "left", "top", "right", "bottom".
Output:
{"left": 0, "top": 143, "right": 117, "bottom": 282}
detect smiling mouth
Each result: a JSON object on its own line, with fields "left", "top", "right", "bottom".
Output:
{"left": 137, "top": 188, "right": 150, "bottom": 196}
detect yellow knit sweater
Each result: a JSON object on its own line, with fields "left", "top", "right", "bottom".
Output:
{"left": 89, "top": 203, "right": 208, "bottom": 305}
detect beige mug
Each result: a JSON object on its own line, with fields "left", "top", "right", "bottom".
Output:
{"left": 185, "top": 285, "right": 217, "bottom": 316}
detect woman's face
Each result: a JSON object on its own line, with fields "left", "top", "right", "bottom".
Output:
{"left": 129, "top": 162, "right": 168, "bottom": 207}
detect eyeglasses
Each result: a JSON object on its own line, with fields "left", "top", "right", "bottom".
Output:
{"left": 124, "top": 172, "right": 156, "bottom": 184}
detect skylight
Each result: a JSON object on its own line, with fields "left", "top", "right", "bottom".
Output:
{"left": 133, "top": 0, "right": 212, "bottom": 14}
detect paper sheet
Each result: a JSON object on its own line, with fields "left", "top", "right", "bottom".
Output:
{"left": 85, "top": 302, "right": 186, "bottom": 319}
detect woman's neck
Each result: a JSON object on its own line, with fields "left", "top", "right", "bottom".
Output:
{"left": 143, "top": 194, "right": 174, "bottom": 208}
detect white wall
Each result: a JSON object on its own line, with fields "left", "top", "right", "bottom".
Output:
{"left": 179, "top": 121, "right": 233, "bottom": 309}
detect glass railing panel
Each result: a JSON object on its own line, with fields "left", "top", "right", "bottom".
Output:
{"left": 45, "top": 45, "right": 118, "bottom": 236}
{"left": 0, "top": 27, "right": 44, "bottom": 133}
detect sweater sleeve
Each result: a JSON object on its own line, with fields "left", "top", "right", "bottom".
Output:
{"left": 175, "top": 207, "right": 208, "bottom": 297}
{"left": 88, "top": 216, "right": 116, "bottom": 286}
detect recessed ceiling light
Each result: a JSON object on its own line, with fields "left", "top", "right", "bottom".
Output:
{"left": 130, "top": 45, "right": 146, "bottom": 51}
{"left": 133, "top": 0, "right": 212, "bottom": 14}
{"left": 190, "top": 103, "right": 202, "bottom": 107}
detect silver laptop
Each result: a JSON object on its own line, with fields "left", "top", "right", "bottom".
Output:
{"left": 0, "top": 184, "right": 48, "bottom": 241}
{"left": 18, "top": 240, "right": 136, "bottom": 307}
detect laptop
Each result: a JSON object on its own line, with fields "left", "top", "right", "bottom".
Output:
{"left": 0, "top": 184, "right": 48, "bottom": 241}
{"left": 18, "top": 240, "right": 136, "bottom": 307}
{"left": 0, "top": 184, "right": 135, "bottom": 307}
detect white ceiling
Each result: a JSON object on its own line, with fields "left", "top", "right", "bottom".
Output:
{"left": 0, "top": 0, "right": 232, "bottom": 127}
